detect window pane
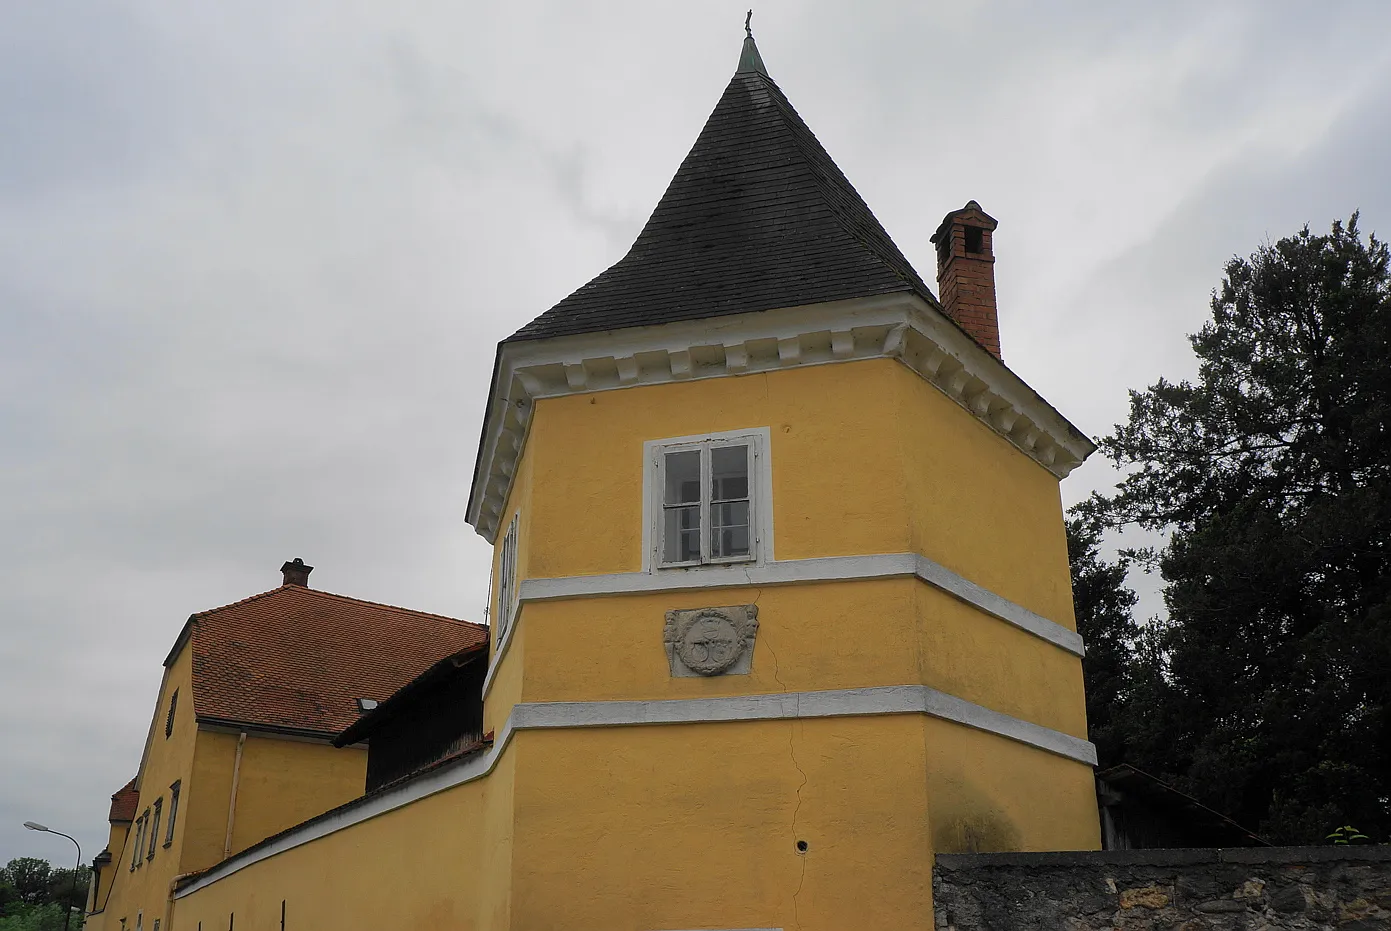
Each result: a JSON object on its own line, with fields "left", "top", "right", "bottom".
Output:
{"left": 710, "top": 445, "right": 749, "bottom": 502}
{"left": 664, "top": 451, "right": 700, "bottom": 505}
{"left": 711, "top": 500, "right": 750, "bottom": 558}
{"left": 663, "top": 505, "right": 701, "bottom": 562}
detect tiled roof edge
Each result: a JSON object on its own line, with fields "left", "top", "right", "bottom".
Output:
{"left": 189, "top": 584, "right": 481, "bottom": 630}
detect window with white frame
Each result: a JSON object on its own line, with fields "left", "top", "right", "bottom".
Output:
{"left": 495, "top": 514, "right": 520, "bottom": 643}
{"left": 649, "top": 429, "right": 767, "bottom": 568}
{"left": 147, "top": 798, "right": 161, "bottom": 860}
{"left": 130, "top": 812, "right": 146, "bottom": 870}
{"left": 164, "top": 781, "right": 179, "bottom": 847}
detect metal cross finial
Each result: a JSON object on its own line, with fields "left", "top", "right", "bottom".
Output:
{"left": 745, "top": 10, "right": 753, "bottom": 37}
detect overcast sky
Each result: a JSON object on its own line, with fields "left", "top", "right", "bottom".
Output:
{"left": 2, "top": 0, "right": 1389, "bottom": 867}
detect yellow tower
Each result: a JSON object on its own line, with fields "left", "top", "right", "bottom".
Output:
{"left": 466, "top": 29, "right": 1099, "bottom": 930}
{"left": 167, "top": 30, "right": 1100, "bottom": 931}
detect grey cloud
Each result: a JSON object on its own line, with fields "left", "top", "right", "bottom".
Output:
{"left": 2, "top": 1, "right": 1390, "bottom": 865}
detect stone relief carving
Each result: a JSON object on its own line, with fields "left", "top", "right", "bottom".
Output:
{"left": 664, "top": 605, "right": 759, "bottom": 677}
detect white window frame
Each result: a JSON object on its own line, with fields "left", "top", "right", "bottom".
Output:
{"left": 164, "top": 781, "right": 180, "bottom": 848}
{"left": 643, "top": 427, "right": 773, "bottom": 572}
{"left": 494, "top": 514, "right": 520, "bottom": 645}
{"left": 130, "top": 813, "right": 146, "bottom": 871}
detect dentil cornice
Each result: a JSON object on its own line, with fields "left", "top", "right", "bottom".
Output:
{"left": 467, "top": 294, "right": 1096, "bottom": 542}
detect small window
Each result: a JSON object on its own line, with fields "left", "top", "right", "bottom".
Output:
{"left": 165, "top": 690, "right": 178, "bottom": 738}
{"left": 147, "top": 798, "right": 162, "bottom": 860}
{"left": 495, "top": 515, "right": 520, "bottom": 643}
{"left": 964, "top": 225, "right": 984, "bottom": 255}
{"left": 649, "top": 431, "right": 765, "bottom": 568}
{"left": 165, "top": 782, "right": 180, "bottom": 847}
{"left": 130, "top": 812, "right": 146, "bottom": 870}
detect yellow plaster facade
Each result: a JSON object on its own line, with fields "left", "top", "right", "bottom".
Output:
{"left": 86, "top": 640, "right": 368, "bottom": 931}
{"left": 164, "top": 355, "right": 1098, "bottom": 930}
{"left": 96, "top": 36, "right": 1104, "bottom": 929}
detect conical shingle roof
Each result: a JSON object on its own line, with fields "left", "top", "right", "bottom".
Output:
{"left": 509, "top": 37, "right": 936, "bottom": 343}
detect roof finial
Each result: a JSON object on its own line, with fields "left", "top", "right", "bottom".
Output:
{"left": 736, "top": 12, "right": 768, "bottom": 76}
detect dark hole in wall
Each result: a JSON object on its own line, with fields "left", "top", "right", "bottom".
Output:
{"left": 965, "top": 226, "right": 984, "bottom": 255}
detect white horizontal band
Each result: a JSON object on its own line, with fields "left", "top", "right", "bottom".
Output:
{"left": 482, "top": 552, "right": 1083, "bottom": 699}
{"left": 174, "top": 685, "right": 1095, "bottom": 899}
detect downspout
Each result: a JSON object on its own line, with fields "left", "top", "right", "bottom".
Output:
{"left": 223, "top": 732, "right": 246, "bottom": 859}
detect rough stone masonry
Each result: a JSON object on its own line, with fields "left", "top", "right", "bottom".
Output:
{"left": 933, "top": 847, "right": 1391, "bottom": 930}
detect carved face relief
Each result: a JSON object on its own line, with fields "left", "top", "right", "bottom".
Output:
{"left": 664, "top": 605, "right": 759, "bottom": 677}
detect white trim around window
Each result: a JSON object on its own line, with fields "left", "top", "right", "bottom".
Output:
{"left": 495, "top": 514, "right": 520, "bottom": 645}
{"left": 642, "top": 427, "right": 773, "bottom": 573}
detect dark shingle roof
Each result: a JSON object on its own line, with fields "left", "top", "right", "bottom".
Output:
{"left": 509, "top": 39, "right": 936, "bottom": 343}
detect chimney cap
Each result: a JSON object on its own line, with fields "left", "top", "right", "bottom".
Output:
{"left": 930, "top": 200, "right": 998, "bottom": 244}
{"left": 280, "top": 558, "right": 314, "bottom": 587}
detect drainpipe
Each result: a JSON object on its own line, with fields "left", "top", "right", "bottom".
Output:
{"left": 223, "top": 732, "right": 246, "bottom": 859}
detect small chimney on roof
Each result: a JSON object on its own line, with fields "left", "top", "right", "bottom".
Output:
{"left": 281, "top": 558, "right": 313, "bottom": 587}
{"left": 930, "top": 201, "right": 1002, "bottom": 359}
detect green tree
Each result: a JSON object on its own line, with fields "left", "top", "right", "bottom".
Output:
{"left": 1066, "top": 513, "right": 1139, "bottom": 769}
{"left": 43, "top": 870, "right": 87, "bottom": 915}
{"left": 0, "top": 863, "right": 50, "bottom": 908}
{"left": 0, "top": 902, "right": 80, "bottom": 931}
{"left": 1086, "top": 215, "right": 1391, "bottom": 843}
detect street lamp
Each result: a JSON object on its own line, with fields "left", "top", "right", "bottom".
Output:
{"left": 22, "top": 821, "right": 83, "bottom": 931}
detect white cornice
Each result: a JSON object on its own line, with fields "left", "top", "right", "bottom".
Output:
{"left": 467, "top": 294, "right": 1096, "bottom": 542}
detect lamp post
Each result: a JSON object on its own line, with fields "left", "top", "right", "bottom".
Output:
{"left": 22, "top": 821, "right": 82, "bottom": 931}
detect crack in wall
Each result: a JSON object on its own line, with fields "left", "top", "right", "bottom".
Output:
{"left": 758, "top": 588, "right": 808, "bottom": 931}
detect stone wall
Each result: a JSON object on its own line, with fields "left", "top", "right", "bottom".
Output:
{"left": 933, "top": 847, "right": 1391, "bottom": 930}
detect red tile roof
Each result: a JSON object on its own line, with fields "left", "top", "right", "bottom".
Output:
{"left": 176, "top": 584, "right": 486, "bottom": 738}
{"left": 109, "top": 778, "right": 139, "bottom": 823}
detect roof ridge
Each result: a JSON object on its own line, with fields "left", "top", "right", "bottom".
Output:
{"left": 190, "top": 583, "right": 481, "bottom": 629}
{"left": 292, "top": 586, "right": 484, "bottom": 629}
{"left": 750, "top": 73, "right": 936, "bottom": 301}
{"left": 189, "top": 585, "right": 286, "bottom": 620}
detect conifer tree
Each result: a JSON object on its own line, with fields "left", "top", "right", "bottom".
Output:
{"left": 1085, "top": 215, "right": 1391, "bottom": 843}
{"left": 1066, "top": 514, "right": 1138, "bottom": 770}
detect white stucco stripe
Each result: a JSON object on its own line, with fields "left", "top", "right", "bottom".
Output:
{"left": 510, "top": 687, "right": 1096, "bottom": 765}
{"left": 173, "top": 685, "right": 1096, "bottom": 899}
{"left": 910, "top": 554, "right": 1085, "bottom": 655}
{"left": 514, "top": 553, "right": 1084, "bottom": 655}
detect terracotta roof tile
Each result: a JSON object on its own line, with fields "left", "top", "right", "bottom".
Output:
{"left": 183, "top": 584, "right": 486, "bottom": 738}
{"left": 109, "top": 778, "right": 139, "bottom": 823}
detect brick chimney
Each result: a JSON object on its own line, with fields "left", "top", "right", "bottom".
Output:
{"left": 930, "top": 201, "right": 1001, "bottom": 359}
{"left": 281, "top": 558, "right": 313, "bottom": 587}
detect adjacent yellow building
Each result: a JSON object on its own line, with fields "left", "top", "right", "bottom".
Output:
{"left": 95, "top": 29, "right": 1100, "bottom": 931}
{"left": 85, "top": 561, "right": 485, "bottom": 931}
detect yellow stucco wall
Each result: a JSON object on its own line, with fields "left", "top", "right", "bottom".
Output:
{"left": 923, "top": 717, "right": 1099, "bottom": 854}
{"left": 509, "top": 719, "right": 933, "bottom": 930}
{"left": 88, "top": 821, "right": 130, "bottom": 912}
{"left": 88, "top": 646, "right": 196, "bottom": 931}
{"left": 516, "top": 360, "right": 1074, "bottom": 622}
{"left": 89, "top": 644, "right": 370, "bottom": 930}
{"left": 186, "top": 730, "right": 367, "bottom": 865}
{"left": 166, "top": 355, "right": 1097, "bottom": 929}
{"left": 172, "top": 749, "right": 518, "bottom": 931}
